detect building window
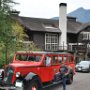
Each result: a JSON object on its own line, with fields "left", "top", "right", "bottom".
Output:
{"left": 45, "top": 33, "right": 58, "bottom": 51}
{"left": 89, "top": 33, "right": 90, "bottom": 40}
{"left": 83, "top": 32, "right": 88, "bottom": 40}
{"left": 81, "top": 32, "right": 90, "bottom": 40}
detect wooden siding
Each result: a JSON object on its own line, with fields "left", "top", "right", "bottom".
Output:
{"left": 33, "top": 32, "right": 45, "bottom": 50}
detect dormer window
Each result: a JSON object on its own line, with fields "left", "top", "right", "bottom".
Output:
{"left": 43, "top": 23, "right": 57, "bottom": 29}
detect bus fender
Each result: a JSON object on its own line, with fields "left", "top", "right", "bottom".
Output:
{"left": 25, "top": 72, "right": 37, "bottom": 81}
{"left": 24, "top": 72, "right": 43, "bottom": 88}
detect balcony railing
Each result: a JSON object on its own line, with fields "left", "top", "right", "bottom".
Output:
{"left": 19, "top": 41, "right": 90, "bottom": 53}
{"left": 36, "top": 44, "right": 88, "bottom": 53}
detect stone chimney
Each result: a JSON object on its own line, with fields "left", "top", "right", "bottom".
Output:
{"left": 59, "top": 3, "right": 67, "bottom": 50}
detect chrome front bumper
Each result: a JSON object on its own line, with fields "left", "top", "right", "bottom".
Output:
{"left": 0, "top": 78, "right": 23, "bottom": 89}
{"left": 0, "top": 86, "right": 16, "bottom": 89}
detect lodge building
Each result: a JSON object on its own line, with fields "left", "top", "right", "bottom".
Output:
{"left": 12, "top": 3, "right": 90, "bottom": 63}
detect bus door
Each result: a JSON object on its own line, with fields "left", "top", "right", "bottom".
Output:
{"left": 40, "top": 55, "right": 53, "bottom": 82}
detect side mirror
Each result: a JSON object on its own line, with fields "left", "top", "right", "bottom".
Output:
{"left": 45, "top": 57, "right": 51, "bottom": 66}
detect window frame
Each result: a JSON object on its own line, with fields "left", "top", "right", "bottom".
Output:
{"left": 45, "top": 33, "right": 59, "bottom": 51}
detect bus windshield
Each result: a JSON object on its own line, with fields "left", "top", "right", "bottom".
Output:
{"left": 16, "top": 54, "right": 42, "bottom": 62}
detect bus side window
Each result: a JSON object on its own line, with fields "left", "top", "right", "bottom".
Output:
{"left": 52, "top": 56, "right": 58, "bottom": 64}
{"left": 58, "top": 56, "right": 63, "bottom": 64}
{"left": 68, "top": 56, "right": 73, "bottom": 62}
{"left": 45, "top": 56, "right": 51, "bottom": 66}
{"left": 16, "top": 55, "right": 21, "bottom": 60}
{"left": 63, "top": 56, "right": 67, "bottom": 63}
{"left": 16, "top": 54, "right": 27, "bottom": 61}
{"left": 28, "top": 56, "right": 35, "bottom": 61}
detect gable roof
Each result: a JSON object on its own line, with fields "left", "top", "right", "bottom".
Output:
{"left": 13, "top": 16, "right": 61, "bottom": 33}
{"left": 78, "top": 22, "right": 90, "bottom": 31}
{"left": 67, "top": 20, "right": 82, "bottom": 33}
{"left": 13, "top": 16, "right": 83, "bottom": 34}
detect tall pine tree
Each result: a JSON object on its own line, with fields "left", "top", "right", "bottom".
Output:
{"left": 0, "top": 0, "right": 17, "bottom": 66}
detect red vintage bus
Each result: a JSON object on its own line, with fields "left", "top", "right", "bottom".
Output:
{"left": 0, "top": 51, "right": 75, "bottom": 90}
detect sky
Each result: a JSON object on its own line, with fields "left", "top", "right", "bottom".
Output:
{"left": 14, "top": 0, "right": 90, "bottom": 19}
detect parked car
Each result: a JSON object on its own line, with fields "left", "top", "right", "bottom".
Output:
{"left": 75, "top": 61, "right": 90, "bottom": 72}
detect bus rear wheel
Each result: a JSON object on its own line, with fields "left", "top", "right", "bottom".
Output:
{"left": 31, "top": 83, "right": 38, "bottom": 90}
{"left": 24, "top": 80, "right": 39, "bottom": 90}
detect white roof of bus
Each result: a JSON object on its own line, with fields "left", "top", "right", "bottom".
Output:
{"left": 16, "top": 51, "right": 72, "bottom": 55}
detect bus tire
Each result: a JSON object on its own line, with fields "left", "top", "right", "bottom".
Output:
{"left": 24, "top": 78, "right": 41, "bottom": 90}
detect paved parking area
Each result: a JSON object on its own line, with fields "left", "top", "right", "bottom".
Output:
{"left": 43, "top": 72, "right": 90, "bottom": 90}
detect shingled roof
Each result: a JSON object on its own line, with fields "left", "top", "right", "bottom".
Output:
{"left": 67, "top": 20, "right": 82, "bottom": 33}
{"left": 13, "top": 16, "right": 61, "bottom": 33}
{"left": 13, "top": 16, "right": 82, "bottom": 34}
{"left": 78, "top": 22, "right": 90, "bottom": 31}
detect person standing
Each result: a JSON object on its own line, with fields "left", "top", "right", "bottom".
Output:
{"left": 59, "top": 64, "right": 70, "bottom": 90}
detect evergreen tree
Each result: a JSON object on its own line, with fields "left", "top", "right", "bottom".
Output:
{"left": 0, "top": 0, "right": 39, "bottom": 67}
{"left": 0, "top": 0, "right": 17, "bottom": 66}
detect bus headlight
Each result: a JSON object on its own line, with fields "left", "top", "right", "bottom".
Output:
{"left": 16, "top": 72, "right": 21, "bottom": 77}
